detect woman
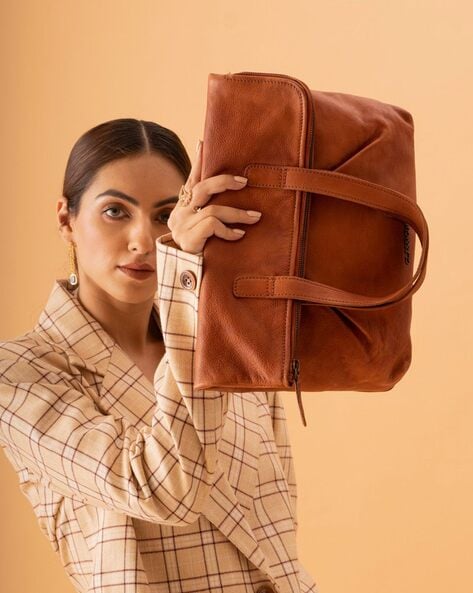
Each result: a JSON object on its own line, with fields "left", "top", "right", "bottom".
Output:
{"left": 0, "top": 119, "right": 319, "bottom": 593}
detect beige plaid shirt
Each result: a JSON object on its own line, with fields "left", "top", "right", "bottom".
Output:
{"left": 0, "top": 232, "right": 318, "bottom": 593}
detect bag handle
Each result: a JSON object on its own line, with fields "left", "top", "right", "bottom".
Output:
{"left": 233, "top": 164, "right": 429, "bottom": 310}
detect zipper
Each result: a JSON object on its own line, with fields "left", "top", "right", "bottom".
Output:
{"left": 290, "top": 358, "right": 306, "bottom": 426}
{"left": 231, "top": 71, "right": 314, "bottom": 426}
{"left": 291, "top": 98, "right": 314, "bottom": 427}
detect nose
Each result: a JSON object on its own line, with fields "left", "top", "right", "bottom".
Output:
{"left": 127, "top": 218, "right": 156, "bottom": 254}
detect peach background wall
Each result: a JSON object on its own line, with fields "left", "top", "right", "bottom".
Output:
{"left": 1, "top": 1, "right": 471, "bottom": 592}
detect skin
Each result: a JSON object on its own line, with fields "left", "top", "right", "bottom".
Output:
{"left": 56, "top": 141, "right": 262, "bottom": 383}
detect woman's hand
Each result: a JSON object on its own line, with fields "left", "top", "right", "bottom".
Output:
{"left": 166, "top": 140, "right": 262, "bottom": 254}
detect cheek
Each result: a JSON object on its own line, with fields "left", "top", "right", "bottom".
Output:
{"left": 77, "top": 217, "right": 121, "bottom": 269}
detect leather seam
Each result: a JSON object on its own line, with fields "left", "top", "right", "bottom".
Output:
{"left": 225, "top": 76, "right": 306, "bottom": 383}
{"left": 244, "top": 166, "right": 423, "bottom": 230}
{"left": 234, "top": 276, "right": 386, "bottom": 305}
{"left": 286, "top": 168, "right": 414, "bottom": 206}
{"left": 245, "top": 164, "right": 418, "bottom": 211}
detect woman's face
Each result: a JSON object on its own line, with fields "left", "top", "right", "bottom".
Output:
{"left": 59, "top": 152, "right": 184, "bottom": 304}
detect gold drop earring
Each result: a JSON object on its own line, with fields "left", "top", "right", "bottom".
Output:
{"left": 68, "top": 241, "right": 79, "bottom": 287}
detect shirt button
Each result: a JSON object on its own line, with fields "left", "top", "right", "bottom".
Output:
{"left": 180, "top": 270, "right": 197, "bottom": 290}
{"left": 255, "top": 586, "right": 276, "bottom": 593}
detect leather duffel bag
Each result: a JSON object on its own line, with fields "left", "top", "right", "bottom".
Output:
{"left": 193, "top": 71, "right": 429, "bottom": 426}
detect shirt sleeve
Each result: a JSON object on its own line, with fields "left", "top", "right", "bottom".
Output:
{"left": 0, "top": 232, "right": 229, "bottom": 527}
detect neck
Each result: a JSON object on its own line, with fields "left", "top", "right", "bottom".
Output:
{"left": 76, "top": 278, "right": 161, "bottom": 355}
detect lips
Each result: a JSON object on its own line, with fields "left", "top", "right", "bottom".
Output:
{"left": 117, "top": 265, "right": 155, "bottom": 281}
{"left": 119, "top": 263, "right": 155, "bottom": 271}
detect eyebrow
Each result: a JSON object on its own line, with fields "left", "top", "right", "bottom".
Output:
{"left": 94, "top": 189, "right": 179, "bottom": 208}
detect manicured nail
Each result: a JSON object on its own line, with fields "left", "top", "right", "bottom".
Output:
{"left": 247, "top": 210, "right": 262, "bottom": 217}
{"left": 234, "top": 176, "right": 248, "bottom": 183}
{"left": 233, "top": 229, "right": 246, "bottom": 235}
{"left": 195, "top": 139, "right": 202, "bottom": 154}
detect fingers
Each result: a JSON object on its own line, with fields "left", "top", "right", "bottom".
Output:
{"left": 172, "top": 215, "right": 251, "bottom": 254}
{"left": 186, "top": 139, "right": 203, "bottom": 189}
{"left": 190, "top": 203, "right": 261, "bottom": 226}
{"left": 168, "top": 139, "right": 259, "bottom": 253}
{"left": 186, "top": 138, "right": 250, "bottom": 210}
{"left": 190, "top": 174, "right": 248, "bottom": 210}
{"left": 169, "top": 140, "right": 203, "bottom": 231}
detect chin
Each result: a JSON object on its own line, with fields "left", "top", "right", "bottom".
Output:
{"left": 112, "top": 278, "right": 157, "bottom": 304}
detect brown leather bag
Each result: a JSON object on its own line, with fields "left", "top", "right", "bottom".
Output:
{"left": 193, "top": 71, "right": 429, "bottom": 426}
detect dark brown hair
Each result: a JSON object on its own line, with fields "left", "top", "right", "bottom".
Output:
{"left": 63, "top": 118, "right": 191, "bottom": 218}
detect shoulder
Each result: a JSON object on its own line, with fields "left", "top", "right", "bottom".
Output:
{"left": 0, "top": 332, "right": 73, "bottom": 384}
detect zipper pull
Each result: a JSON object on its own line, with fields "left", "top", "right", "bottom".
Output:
{"left": 291, "top": 359, "right": 307, "bottom": 427}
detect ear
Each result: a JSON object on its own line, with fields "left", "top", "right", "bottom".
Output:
{"left": 57, "top": 197, "right": 75, "bottom": 244}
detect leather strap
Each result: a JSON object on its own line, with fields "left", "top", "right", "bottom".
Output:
{"left": 233, "top": 164, "right": 429, "bottom": 310}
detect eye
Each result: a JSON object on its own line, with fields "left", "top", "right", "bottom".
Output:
{"left": 102, "top": 204, "right": 176, "bottom": 223}
{"left": 103, "top": 205, "right": 126, "bottom": 219}
{"left": 157, "top": 209, "right": 173, "bottom": 224}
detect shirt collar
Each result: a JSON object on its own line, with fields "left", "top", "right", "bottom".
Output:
{"left": 33, "top": 278, "right": 161, "bottom": 381}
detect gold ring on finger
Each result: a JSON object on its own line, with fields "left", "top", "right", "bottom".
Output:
{"left": 178, "top": 184, "right": 193, "bottom": 207}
